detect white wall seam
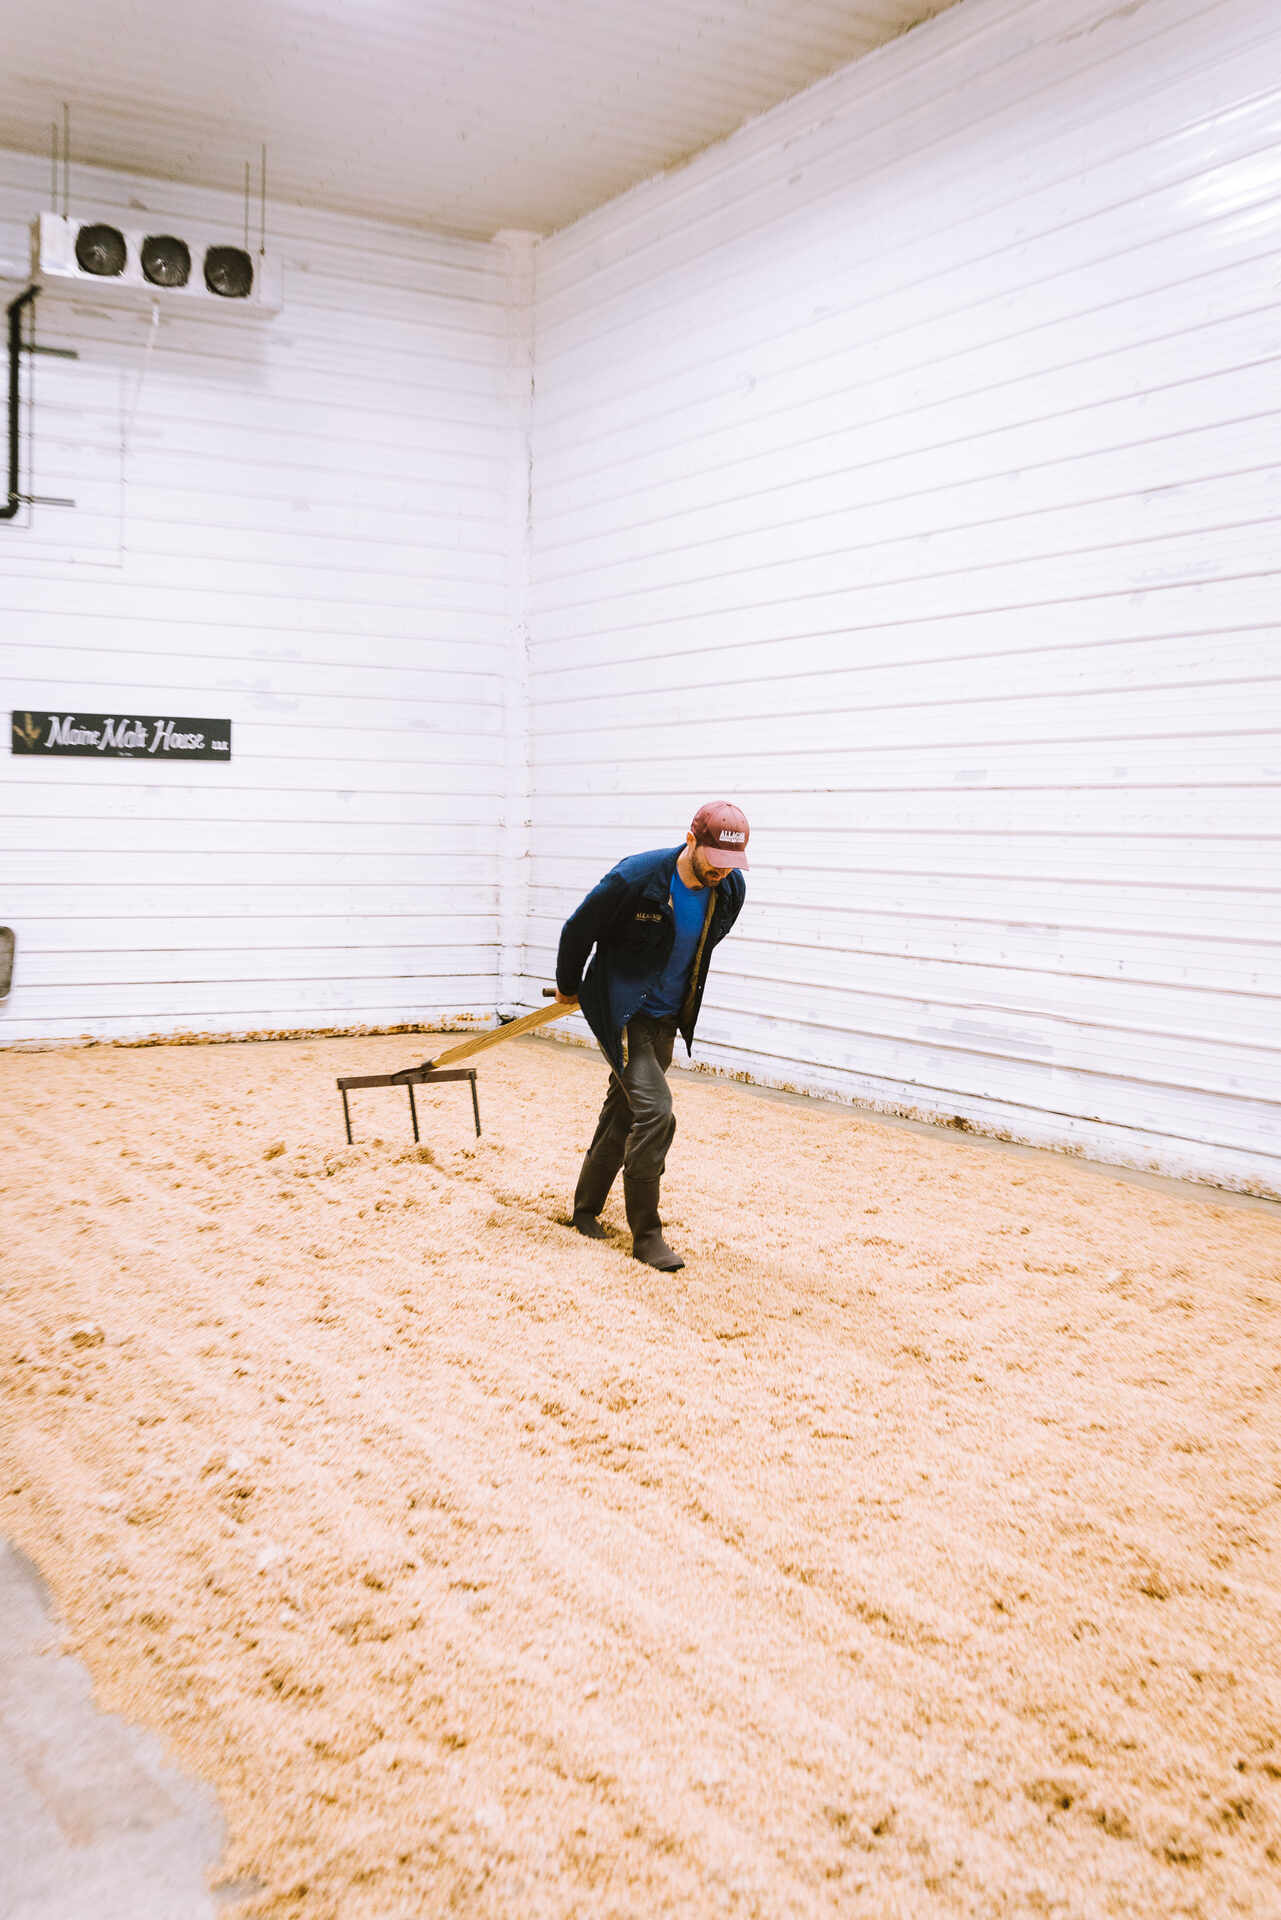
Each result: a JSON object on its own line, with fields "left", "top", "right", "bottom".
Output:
{"left": 495, "top": 230, "right": 538, "bottom": 1010}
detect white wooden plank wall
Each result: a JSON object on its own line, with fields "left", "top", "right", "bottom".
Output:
{"left": 527, "top": 0, "right": 1281, "bottom": 1197}
{"left": 0, "top": 150, "right": 521, "bottom": 1042}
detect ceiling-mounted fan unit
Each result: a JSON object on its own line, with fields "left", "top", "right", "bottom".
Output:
{"left": 31, "top": 213, "right": 282, "bottom": 315}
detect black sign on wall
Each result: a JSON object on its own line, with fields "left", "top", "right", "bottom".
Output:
{"left": 11, "top": 711, "right": 232, "bottom": 761}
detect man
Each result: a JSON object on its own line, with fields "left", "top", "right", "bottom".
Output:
{"left": 554, "top": 801, "right": 750, "bottom": 1272}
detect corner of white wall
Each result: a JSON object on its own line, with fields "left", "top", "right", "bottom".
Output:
{"left": 493, "top": 229, "right": 539, "bottom": 1011}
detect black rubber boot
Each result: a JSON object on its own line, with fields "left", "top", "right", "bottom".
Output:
{"left": 624, "top": 1177, "right": 684, "bottom": 1272}
{"left": 571, "top": 1128, "right": 625, "bottom": 1241}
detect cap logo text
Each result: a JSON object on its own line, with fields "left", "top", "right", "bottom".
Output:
{"left": 717, "top": 830, "right": 746, "bottom": 843}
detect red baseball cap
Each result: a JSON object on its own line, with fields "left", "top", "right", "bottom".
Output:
{"left": 690, "top": 800, "right": 750, "bottom": 870}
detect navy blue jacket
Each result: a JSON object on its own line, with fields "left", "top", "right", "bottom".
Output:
{"left": 556, "top": 845, "right": 746, "bottom": 1074}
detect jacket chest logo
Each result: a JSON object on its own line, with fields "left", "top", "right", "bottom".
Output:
{"left": 634, "top": 911, "right": 664, "bottom": 923}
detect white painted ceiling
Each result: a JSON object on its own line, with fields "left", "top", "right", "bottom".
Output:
{"left": 0, "top": 0, "right": 963, "bottom": 238}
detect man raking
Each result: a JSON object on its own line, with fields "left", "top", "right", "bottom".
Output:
{"left": 554, "top": 802, "right": 750, "bottom": 1271}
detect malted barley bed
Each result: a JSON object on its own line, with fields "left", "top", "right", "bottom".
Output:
{"left": 2, "top": 1032, "right": 1279, "bottom": 1919}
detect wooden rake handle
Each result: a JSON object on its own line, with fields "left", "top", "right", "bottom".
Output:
{"left": 391, "top": 989, "right": 577, "bottom": 1079}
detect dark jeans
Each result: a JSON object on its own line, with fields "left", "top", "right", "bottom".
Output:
{"left": 574, "top": 1015, "right": 678, "bottom": 1213}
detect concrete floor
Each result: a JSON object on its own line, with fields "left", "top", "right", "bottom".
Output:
{"left": 0, "top": 1539, "right": 245, "bottom": 1919}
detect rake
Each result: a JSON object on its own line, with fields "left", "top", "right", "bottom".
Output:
{"left": 336, "top": 989, "right": 574, "bottom": 1145}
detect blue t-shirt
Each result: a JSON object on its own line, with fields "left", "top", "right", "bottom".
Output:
{"left": 644, "top": 868, "right": 709, "bottom": 1018}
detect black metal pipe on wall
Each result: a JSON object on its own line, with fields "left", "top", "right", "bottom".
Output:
{"left": 2, "top": 286, "right": 40, "bottom": 522}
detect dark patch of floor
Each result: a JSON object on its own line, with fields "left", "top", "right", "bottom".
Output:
{"left": 0, "top": 1538, "right": 251, "bottom": 1919}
